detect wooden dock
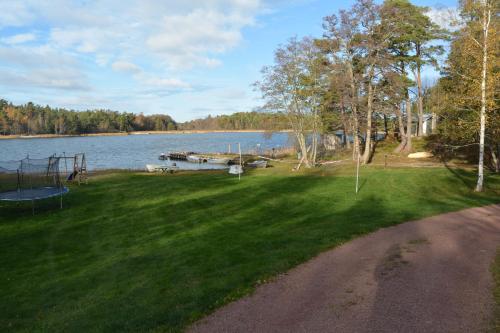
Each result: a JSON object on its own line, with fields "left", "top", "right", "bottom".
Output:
{"left": 160, "top": 152, "right": 195, "bottom": 161}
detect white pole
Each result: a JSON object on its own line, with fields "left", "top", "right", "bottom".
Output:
{"left": 356, "top": 153, "right": 360, "bottom": 194}
{"left": 238, "top": 142, "right": 242, "bottom": 181}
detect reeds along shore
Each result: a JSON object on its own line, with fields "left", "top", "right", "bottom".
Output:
{"left": 0, "top": 130, "right": 293, "bottom": 140}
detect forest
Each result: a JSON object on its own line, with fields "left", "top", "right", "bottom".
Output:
{"left": 255, "top": 0, "right": 498, "bottom": 191}
{"left": 0, "top": 100, "right": 291, "bottom": 135}
{"left": 0, "top": 99, "right": 177, "bottom": 135}
{"left": 179, "top": 111, "right": 290, "bottom": 131}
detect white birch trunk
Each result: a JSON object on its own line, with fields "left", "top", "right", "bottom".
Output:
{"left": 362, "top": 68, "right": 374, "bottom": 164}
{"left": 475, "top": 3, "right": 490, "bottom": 192}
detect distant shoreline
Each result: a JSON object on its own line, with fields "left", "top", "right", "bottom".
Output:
{"left": 0, "top": 130, "right": 292, "bottom": 140}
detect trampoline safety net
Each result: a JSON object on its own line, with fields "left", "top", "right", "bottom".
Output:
{"left": 0, "top": 156, "right": 69, "bottom": 202}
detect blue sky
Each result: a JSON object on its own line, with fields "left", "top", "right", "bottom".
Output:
{"left": 0, "top": 0, "right": 457, "bottom": 122}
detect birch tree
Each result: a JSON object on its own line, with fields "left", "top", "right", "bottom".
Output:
{"left": 467, "top": 0, "right": 495, "bottom": 191}
{"left": 428, "top": 0, "right": 498, "bottom": 190}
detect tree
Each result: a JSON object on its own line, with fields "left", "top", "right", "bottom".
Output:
{"left": 406, "top": 4, "right": 447, "bottom": 136}
{"left": 255, "top": 36, "right": 324, "bottom": 167}
{"left": 354, "top": 0, "right": 392, "bottom": 164}
{"left": 427, "top": 0, "right": 498, "bottom": 189}
{"left": 321, "top": 9, "right": 363, "bottom": 160}
{"left": 380, "top": 0, "right": 420, "bottom": 154}
{"left": 461, "top": 0, "right": 496, "bottom": 191}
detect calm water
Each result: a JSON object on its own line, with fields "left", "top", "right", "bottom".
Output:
{"left": 0, "top": 132, "right": 293, "bottom": 170}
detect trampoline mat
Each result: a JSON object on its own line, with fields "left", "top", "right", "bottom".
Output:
{"left": 0, "top": 187, "right": 69, "bottom": 201}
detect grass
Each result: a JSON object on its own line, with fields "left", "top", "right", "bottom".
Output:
{"left": 0, "top": 164, "right": 499, "bottom": 332}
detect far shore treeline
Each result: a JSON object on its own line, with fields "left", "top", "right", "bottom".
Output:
{"left": 0, "top": 99, "right": 290, "bottom": 135}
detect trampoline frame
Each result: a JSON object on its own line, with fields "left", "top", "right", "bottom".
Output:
{"left": 0, "top": 156, "right": 69, "bottom": 214}
{"left": 0, "top": 187, "right": 69, "bottom": 201}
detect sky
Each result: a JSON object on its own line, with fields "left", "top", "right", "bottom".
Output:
{"left": 0, "top": 0, "right": 457, "bottom": 122}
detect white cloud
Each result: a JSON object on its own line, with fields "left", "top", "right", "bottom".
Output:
{"left": 426, "top": 7, "right": 459, "bottom": 31}
{"left": 1, "top": 33, "right": 37, "bottom": 45}
{"left": 0, "top": 46, "right": 88, "bottom": 91}
{"left": 0, "top": 2, "right": 35, "bottom": 28}
{"left": 0, "top": 45, "right": 77, "bottom": 68}
{"left": 110, "top": 60, "right": 191, "bottom": 90}
{"left": 50, "top": 28, "right": 121, "bottom": 54}
{"left": 28, "top": 0, "right": 263, "bottom": 70}
{"left": 141, "top": 77, "right": 191, "bottom": 89}
{"left": 111, "top": 61, "right": 141, "bottom": 74}
{"left": 0, "top": 0, "right": 265, "bottom": 118}
{"left": 0, "top": 68, "right": 88, "bottom": 91}
{"left": 96, "top": 54, "right": 112, "bottom": 67}
{"left": 146, "top": 8, "right": 256, "bottom": 69}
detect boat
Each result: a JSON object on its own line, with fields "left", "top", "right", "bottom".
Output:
{"left": 229, "top": 165, "right": 243, "bottom": 174}
{"left": 186, "top": 155, "right": 207, "bottom": 163}
{"left": 207, "top": 157, "right": 231, "bottom": 165}
{"left": 146, "top": 164, "right": 179, "bottom": 173}
{"left": 247, "top": 160, "right": 268, "bottom": 168}
{"left": 158, "top": 153, "right": 168, "bottom": 160}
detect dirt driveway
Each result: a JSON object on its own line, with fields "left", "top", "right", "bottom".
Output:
{"left": 189, "top": 204, "right": 500, "bottom": 333}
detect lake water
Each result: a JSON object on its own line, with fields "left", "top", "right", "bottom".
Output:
{"left": 0, "top": 132, "right": 293, "bottom": 170}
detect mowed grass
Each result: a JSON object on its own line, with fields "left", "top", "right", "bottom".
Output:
{"left": 0, "top": 165, "right": 499, "bottom": 332}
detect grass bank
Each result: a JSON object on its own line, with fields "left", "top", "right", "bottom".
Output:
{"left": 0, "top": 165, "right": 499, "bottom": 332}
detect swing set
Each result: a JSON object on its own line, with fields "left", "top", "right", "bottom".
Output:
{"left": 60, "top": 153, "right": 88, "bottom": 185}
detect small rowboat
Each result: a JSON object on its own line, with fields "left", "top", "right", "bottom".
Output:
{"left": 247, "top": 160, "right": 268, "bottom": 168}
{"left": 146, "top": 164, "right": 179, "bottom": 173}
{"left": 229, "top": 165, "right": 243, "bottom": 174}
{"left": 207, "top": 157, "right": 231, "bottom": 165}
{"left": 186, "top": 155, "right": 207, "bottom": 163}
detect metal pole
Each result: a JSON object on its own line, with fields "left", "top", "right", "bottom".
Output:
{"left": 238, "top": 142, "right": 242, "bottom": 181}
{"left": 356, "top": 153, "right": 360, "bottom": 194}
{"left": 63, "top": 152, "right": 68, "bottom": 176}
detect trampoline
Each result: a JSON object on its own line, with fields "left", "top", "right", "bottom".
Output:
{"left": 0, "top": 187, "right": 69, "bottom": 201}
{"left": 0, "top": 156, "right": 69, "bottom": 213}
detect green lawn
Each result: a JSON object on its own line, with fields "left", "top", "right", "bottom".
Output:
{"left": 1, "top": 165, "right": 499, "bottom": 332}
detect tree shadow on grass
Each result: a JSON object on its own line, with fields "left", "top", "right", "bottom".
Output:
{"left": 443, "top": 162, "right": 476, "bottom": 189}
{"left": 1, "top": 170, "right": 499, "bottom": 332}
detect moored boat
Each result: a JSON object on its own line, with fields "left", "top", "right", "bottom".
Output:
{"left": 229, "top": 165, "right": 243, "bottom": 174}
{"left": 207, "top": 157, "right": 231, "bottom": 165}
{"left": 186, "top": 155, "right": 207, "bottom": 163}
{"left": 247, "top": 160, "right": 267, "bottom": 168}
{"left": 146, "top": 164, "right": 179, "bottom": 173}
